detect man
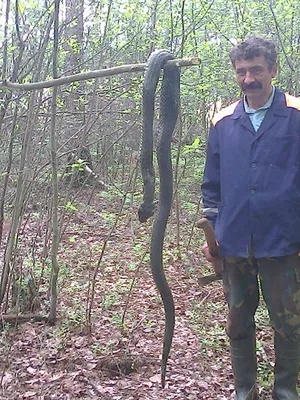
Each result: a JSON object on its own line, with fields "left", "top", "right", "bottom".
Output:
{"left": 201, "top": 36, "right": 300, "bottom": 400}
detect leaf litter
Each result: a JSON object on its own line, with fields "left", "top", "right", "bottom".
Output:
{"left": 0, "top": 192, "right": 275, "bottom": 399}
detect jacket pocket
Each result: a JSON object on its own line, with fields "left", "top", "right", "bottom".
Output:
{"left": 268, "top": 135, "right": 300, "bottom": 167}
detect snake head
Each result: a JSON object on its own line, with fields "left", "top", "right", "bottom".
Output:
{"left": 138, "top": 203, "right": 156, "bottom": 222}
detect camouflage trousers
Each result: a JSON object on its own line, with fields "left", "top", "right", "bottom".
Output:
{"left": 222, "top": 254, "right": 300, "bottom": 342}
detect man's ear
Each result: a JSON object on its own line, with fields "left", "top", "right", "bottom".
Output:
{"left": 271, "top": 61, "right": 278, "bottom": 78}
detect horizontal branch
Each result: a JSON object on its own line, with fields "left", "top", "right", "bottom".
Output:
{"left": 0, "top": 57, "right": 200, "bottom": 91}
{"left": 0, "top": 313, "right": 48, "bottom": 328}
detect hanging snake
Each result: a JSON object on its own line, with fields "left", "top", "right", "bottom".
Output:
{"left": 138, "top": 50, "right": 180, "bottom": 387}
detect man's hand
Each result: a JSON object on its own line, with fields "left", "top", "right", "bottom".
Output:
{"left": 201, "top": 241, "right": 223, "bottom": 275}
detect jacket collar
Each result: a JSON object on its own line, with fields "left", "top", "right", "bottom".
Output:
{"left": 230, "top": 87, "right": 289, "bottom": 138}
{"left": 271, "top": 88, "right": 289, "bottom": 116}
{"left": 231, "top": 87, "right": 288, "bottom": 120}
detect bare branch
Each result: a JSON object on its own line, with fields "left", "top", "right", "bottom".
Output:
{"left": 269, "top": 2, "right": 295, "bottom": 72}
{"left": 48, "top": 0, "right": 60, "bottom": 327}
{"left": 0, "top": 57, "right": 201, "bottom": 91}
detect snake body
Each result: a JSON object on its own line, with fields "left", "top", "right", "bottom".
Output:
{"left": 138, "top": 50, "right": 180, "bottom": 387}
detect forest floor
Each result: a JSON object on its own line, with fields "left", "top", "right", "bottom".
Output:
{"left": 0, "top": 190, "right": 276, "bottom": 399}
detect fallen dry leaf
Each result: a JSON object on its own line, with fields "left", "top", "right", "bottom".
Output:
{"left": 149, "top": 374, "right": 161, "bottom": 383}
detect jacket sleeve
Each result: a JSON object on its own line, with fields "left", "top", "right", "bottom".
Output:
{"left": 201, "top": 123, "right": 221, "bottom": 228}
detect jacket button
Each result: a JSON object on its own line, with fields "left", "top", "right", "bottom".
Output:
{"left": 251, "top": 189, "right": 256, "bottom": 194}
{"left": 252, "top": 163, "right": 256, "bottom": 168}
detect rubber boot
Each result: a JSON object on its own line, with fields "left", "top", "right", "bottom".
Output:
{"left": 230, "top": 337, "right": 258, "bottom": 400}
{"left": 273, "top": 333, "right": 300, "bottom": 400}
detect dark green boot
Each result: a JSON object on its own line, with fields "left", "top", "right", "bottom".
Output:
{"left": 230, "top": 337, "right": 258, "bottom": 400}
{"left": 273, "top": 334, "right": 300, "bottom": 400}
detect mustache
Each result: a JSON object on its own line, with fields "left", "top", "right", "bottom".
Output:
{"left": 242, "top": 81, "right": 263, "bottom": 91}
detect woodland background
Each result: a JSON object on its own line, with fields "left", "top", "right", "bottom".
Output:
{"left": 0, "top": 0, "right": 299, "bottom": 399}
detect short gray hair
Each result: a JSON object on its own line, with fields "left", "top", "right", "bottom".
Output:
{"left": 229, "top": 37, "right": 277, "bottom": 70}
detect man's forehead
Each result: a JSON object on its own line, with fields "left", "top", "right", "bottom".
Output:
{"left": 234, "top": 55, "right": 268, "bottom": 68}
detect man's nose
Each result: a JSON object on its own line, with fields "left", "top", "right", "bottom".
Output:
{"left": 244, "top": 71, "right": 255, "bottom": 84}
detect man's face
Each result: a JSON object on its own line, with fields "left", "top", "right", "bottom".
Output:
{"left": 234, "top": 55, "right": 277, "bottom": 100}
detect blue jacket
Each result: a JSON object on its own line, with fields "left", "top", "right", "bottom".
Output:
{"left": 201, "top": 88, "right": 300, "bottom": 258}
